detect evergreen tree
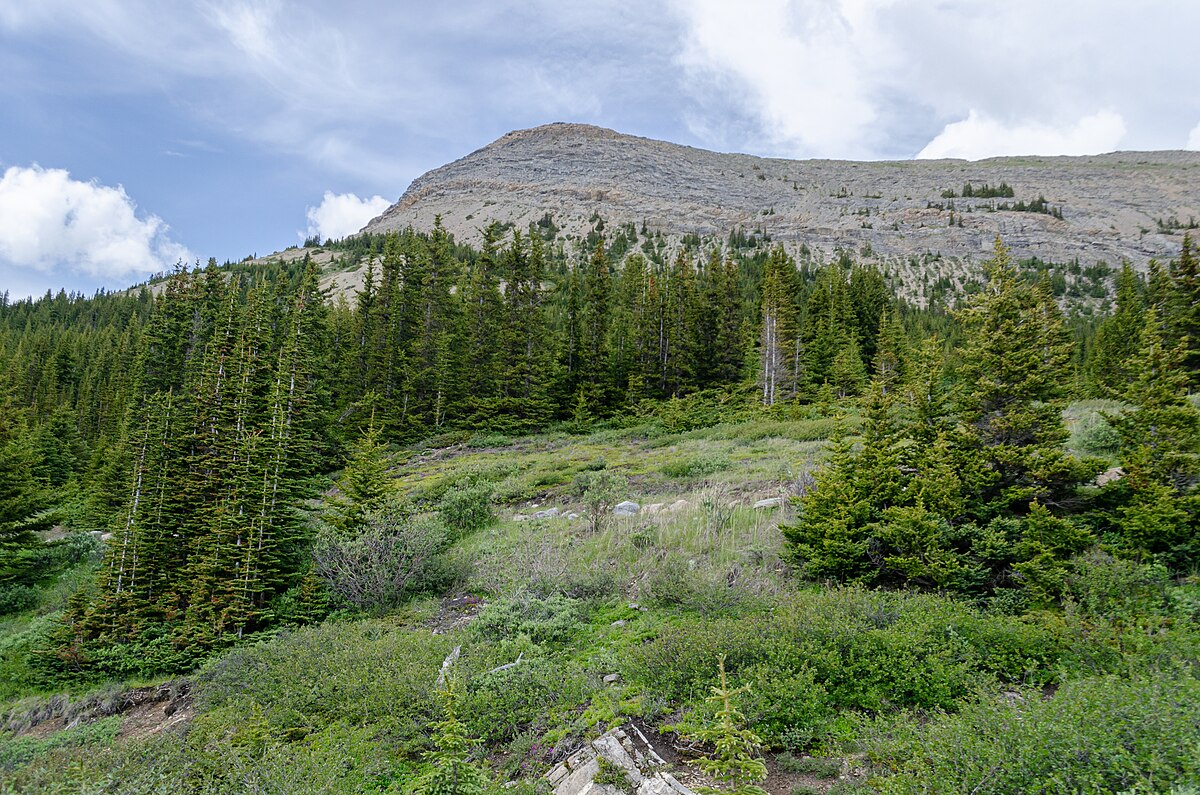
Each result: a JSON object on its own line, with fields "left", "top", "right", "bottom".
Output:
{"left": 687, "top": 656, "right": 768, "bottom": 795}
{"left": 955, "top": 237, "right": 1085, "bottom": 518}
{"left": 757, "top": 247, "right": 799, "bottom": 406}
{"left": 0, "top": 407, "right": 54, "bottom": 585}
{"left": 1108, "top": 309, "right": 1200, "bottom": 567}
{"left": 412, "top": 680, "right": 491, "bottom": 795}
{"left": 1086, "top": 263, "right": 1145, "bottom": 394}
{"left": 325, "top": 413, "right": 392, "bottom": 536}
{"left": 1169, "top": 234, "right": 1200, "bottom": 384}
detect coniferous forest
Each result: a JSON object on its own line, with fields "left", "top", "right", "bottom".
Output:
{"left": 1, "top": 224, "right": 1198, "bottom": 794}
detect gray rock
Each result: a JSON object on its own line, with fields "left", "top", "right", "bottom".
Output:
{"left": 611, "top": 619, "right": 627, "bottom": 627}
{"left": 531, "top": 507, "right": 560, "bottom": 520}
{"left": 603, "top": 673, "right": 622, "bottom": 684}
{"left": 667, "top": 500, "right": 689, "bottom": 512}
{"left": 566, "top": 512, "right": 580, "bottom": 520}
{"left": 614, "top": 501, "right": 640, "bottom": 516}
{"left": 642, "top": 502, "right": 666, "bottom": 515}
{"left": 1095, "top": 466, "right": 1125, "bottom": 486}
{"left": 545, "top": 726, "right": 695, "bottom": 795}
{"left": 753, "top": 497, "right": 784, "bottom": 509}
{"left": 358, "top": 123, "right": 1198, "bottom": 314}
{"left": 513, "top": 514, "right": 529, "bottom": 522}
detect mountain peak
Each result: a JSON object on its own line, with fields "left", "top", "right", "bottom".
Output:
{"left": 361, "top": 124, "right": 1199, "bottom": 298}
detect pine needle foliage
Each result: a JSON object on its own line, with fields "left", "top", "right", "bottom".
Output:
{"left": 410, "top": 679, "right": 491, "bottom": 795}
{"left": 688, "top": 655, "right": 769, "bottom": 795}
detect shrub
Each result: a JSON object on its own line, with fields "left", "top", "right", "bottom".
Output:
{"left": 313, "top": 500, "right": 449, "bottom": 612}
{"left": 470, "top": 593, "right": 582, "bottom": 645}
{"left": 661, "top": 453, "right": 731, "bottom": 479}
{"left": 573, "top": 470, "right": 627, "bottom": 534}
{"left": 439, "top": 482, "right": 495, "bottom": 537}
{"left": 868, "top": 670, "right": 1200, "bottom": 794}
{"left": 1072, "top": 412, "right": 1122, "bottom": 457}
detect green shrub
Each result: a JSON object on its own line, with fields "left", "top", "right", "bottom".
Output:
{"left": 1072, "top": 412, "right": 1122, "bottom": 457}
{"left": 868, "top": 670, "right": 1200, "bottom": 795}
{"left": 661, "top": 453, "right": 731, "bottom": 479}
{"left": 463, "top": 657, "right": 593, "bottom": 743}
{"left": 622, "top": 589, "right": 1068, "bottom": 743}
{"left": 470, "top": 594, "right": 582, "bottom": 646}
{"left": 0, "top": 584, "right": 39, "bottom": 616}
{"left": 440, "top": 482, "right": 495, "bottom": 537}
{"left": 196, "top": 620, "right": 454, "bottom": 751}
{"left": 573, "top": 470, "right": 627, "bottom": 534}
{"left": 313, "top": 501, "right": 450, "bottom": 613}
{"left": 776, "top": 753, "right": 840, "bottom": 777}
{"left": 0, "top": 714, "right": 120, "bottom": 771}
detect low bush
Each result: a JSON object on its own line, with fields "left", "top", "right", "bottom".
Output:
{"left": 440, "top": 482, "right": 495, "bottom": 537}
{"left": 621, "top": 588, "right": 1068, "bottom": 747}
{"left": 470, "top": 593, "right": 583, "bottom": 646}
{"left": 313, "top": 501, "right": 450, "bottom": 612}
{"left": 661, "top": 453, "right": 731, "bottom": 479}
{"left": 867, "top": 669, "right": 1200, "bottom": 794}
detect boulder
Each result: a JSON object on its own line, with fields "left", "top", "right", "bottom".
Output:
{"left": 532, "top": 507, "right": 560, "bottom": 520}
{"left": 614, "top": 501, "right": 640, "bottom": 516}
{"left": 642, "top": 503, "right": 666, "bottom": 515}
{"left": 667, "top": 499, "right": 689, "bottom": 512}
{"left": 546, "top": 725, "right": 694, "bottom": 795}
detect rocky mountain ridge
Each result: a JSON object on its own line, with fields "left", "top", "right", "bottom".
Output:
{"left": 362, "top": 123, "right": 1199, "bottom": 278}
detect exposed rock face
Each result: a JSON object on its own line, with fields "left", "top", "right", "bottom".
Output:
{"left": 363, "top": 123, "right": 1199, "bottom": 280}
{"left": 546, "top": 725, "right": 694, "bottom": 795}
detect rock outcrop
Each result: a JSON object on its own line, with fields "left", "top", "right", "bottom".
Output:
{"left": 361, "top": 123, "right": 1200, "bottom": 298}
{"left": 546, "top": 725, "right": 694, "bottom": 795}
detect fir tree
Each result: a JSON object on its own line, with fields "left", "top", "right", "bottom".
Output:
{"left": 411, "top": 680, "right": 491, "bottom": 795}
{"left": 955, "top": 237, "right": 1084, "bottom": 518}
{"left": 687, "top": 656, "right": 768, "bottom": 795}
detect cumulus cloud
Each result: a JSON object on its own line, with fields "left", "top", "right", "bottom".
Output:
{"left": 1187, "top": 122, "right": 1200, "bottom": 151}
{"left": 672, "top": 0, "right": 887, "bottom": 158}
{"left": 0, "top": 164, "right": 190, "bottom": 279}
{"left": 304, "top": 191, "right": 391, "bottom": 242}
{"left": 670, "top": 2, "right": 1199, "bottom": 159}
{"left": 916, "top": 110, "right": 1127, "bottom": 160}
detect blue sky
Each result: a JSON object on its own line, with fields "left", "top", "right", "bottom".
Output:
{"left": 2, "top": 0, "right": 1198, "bottom": 299}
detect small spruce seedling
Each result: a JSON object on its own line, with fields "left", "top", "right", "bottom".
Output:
{"left": 688, "top": 655, "right": 769, "bottom": 795}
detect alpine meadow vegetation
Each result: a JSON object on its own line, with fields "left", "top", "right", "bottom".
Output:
{"left": 0, "top": 223, "right": 1197, "bottom": 794}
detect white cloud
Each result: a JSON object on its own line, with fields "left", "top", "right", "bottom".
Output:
{"left": 304, "top": 191, "right": 391, "bottom": 242}
{"left": 1187, "top": 121, "right": 1200, "bottom": 151}
{"left": 0, "top": 164, "right": 190, "bottom": 279}
{"left": 672, "top": 0, "right": 889, "bottom": 158}
{"left": 669, "top": 2, "right": 1199, "bottom": 159}
{"left": 916, "top": 110, "right": 1127, "bottom": 160}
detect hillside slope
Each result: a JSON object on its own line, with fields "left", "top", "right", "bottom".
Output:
{"left": 363, "top": 123, "right": 1198, "bottom": 273}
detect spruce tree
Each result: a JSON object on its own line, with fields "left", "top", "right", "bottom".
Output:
{"left": 955, "top": 237, "right": 1084, "bottom": 518}
{"left": 757, "top": 247, "right": 799, "bottom": 406}
{"left": 1108, "top": 308, "right": 1200, "bottom": 567}
{"left": 0, "top": 407, "right": 54, "bottom": 585}
{"left": 687, "top": 656, "right": 768, "bottom": 795}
